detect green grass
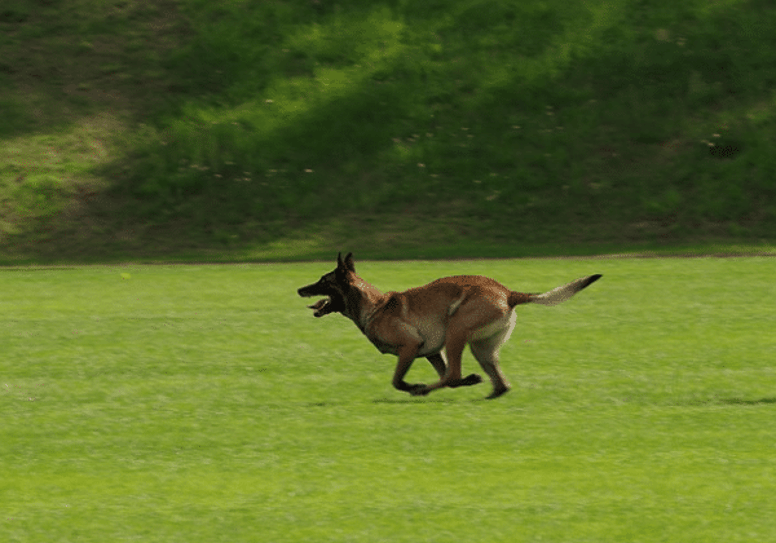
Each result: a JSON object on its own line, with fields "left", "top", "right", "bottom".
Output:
{"left": 2, "top": 0, "right": 776, "bottom": 262}
{"left": 117, "top": 0, "right": 776, "bottom": 233}
{"left": 3, "top": 256, "right": 776, "bottom": 541}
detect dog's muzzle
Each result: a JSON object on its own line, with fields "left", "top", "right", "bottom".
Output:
{"left": 298, "top": 284, "right": 338, "bottom": 317}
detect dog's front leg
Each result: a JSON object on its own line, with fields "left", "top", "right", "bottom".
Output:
{"left": 391, "top": 343, "right": 427, "bottom": 395}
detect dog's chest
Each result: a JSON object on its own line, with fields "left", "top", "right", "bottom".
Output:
{"left": 365, "top": 333, "right": 399, "bottom": 355}
{"left": 363, "top": 315, "right": 446, "bottom": 357}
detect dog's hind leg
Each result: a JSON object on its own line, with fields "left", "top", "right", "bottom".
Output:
{"left": 470, "top": 339, "right": 511, "bottom": 399}
{"left": 426, "top": 353, "right": 479, "bottom": 387}
{"left": 412, "top": 326, "right": 482, "bottom": 396}
{"left": 426, "top": 353, "right": 447, "bottom": 379}
{"left": 469, "top": 313, "right": 517, "bottom": 399}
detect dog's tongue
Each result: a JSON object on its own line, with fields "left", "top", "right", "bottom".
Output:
{"left": 307, "top": 298, "right": 330, "bottom": 317}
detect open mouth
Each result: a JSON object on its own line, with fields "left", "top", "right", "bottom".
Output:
{"left": 307, "top": 297, "right": 334, "bottom": 317}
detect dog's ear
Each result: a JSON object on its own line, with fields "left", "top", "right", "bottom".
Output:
{"left": 343, "top": 252, "right": 355, "bottom": 272}
{"left": 337, "top": 252, "right": 355, "bottom": 272}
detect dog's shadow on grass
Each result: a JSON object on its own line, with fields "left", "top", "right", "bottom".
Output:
{"left": 372, "top": 396, "right": 502, "bottom": 404}
{"left": 303, "top": 396, "right": 494, "bottom": 407}
{"left": 715, "top": 397, "right": 776, "bottom": 407}
{"left": 315, "top": 396, "right": 776, "bottom": 408}
{"left": 372, "top": 397, "right": 457, "bottom": 405}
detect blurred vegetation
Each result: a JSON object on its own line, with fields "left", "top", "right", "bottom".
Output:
{"left": 1, "top": 0, "right": 776, "bottom": 262}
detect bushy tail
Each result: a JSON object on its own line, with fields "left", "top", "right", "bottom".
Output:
{"left": 509, "top": 274, "right": 602, "bottom": 307}
{"left": 529, "top": 274, "right": 602, "bottom": 306}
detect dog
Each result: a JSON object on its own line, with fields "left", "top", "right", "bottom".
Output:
{"left": 298, "top": 253, "right": 601, "bottom": 399}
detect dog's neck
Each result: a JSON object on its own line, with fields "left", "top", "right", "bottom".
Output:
{"left": 342, "top": 274, "right": 386, "bottom": 333}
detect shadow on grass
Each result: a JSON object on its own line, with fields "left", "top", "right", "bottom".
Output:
{"left": 716, "top": 397, "right": 776, "bottom": 407}
{"left": 372, "top": 397, "right": 457, "bottom": 405}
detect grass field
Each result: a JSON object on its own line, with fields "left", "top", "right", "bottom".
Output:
{"left": 2, "top": 256, "right": 775, "bottom": 542}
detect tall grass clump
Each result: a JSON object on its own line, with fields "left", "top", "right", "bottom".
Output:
{"left": 115, "top": 0, "right": 776, "bottom": 241}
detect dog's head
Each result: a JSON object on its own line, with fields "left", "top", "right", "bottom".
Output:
{"left": 297, "top": 252, "right": 356, "bottom": 317}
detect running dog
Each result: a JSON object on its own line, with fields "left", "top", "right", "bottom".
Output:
{"left": 298, "top": 253, "right": 601, "bottom": 399}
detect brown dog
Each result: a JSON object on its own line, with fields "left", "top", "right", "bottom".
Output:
{"left": 298, "top": 253, "right": 600, "bottom": 399}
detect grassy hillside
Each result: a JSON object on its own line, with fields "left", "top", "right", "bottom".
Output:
{"left": 2, "top": 0, "right": 776, "bottom": 262}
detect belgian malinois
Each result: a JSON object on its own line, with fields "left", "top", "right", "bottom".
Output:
{"left": 298, "top": 253, "right": 601, "bottom": 399}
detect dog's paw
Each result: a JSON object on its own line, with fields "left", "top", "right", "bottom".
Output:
{"left": 462, "top": 373, "right": 483, "bottom": 386}
{"left": 408, "top": 385, "right": 430, "bottom": 396}
{"left": 448, "top": 373, "right": 483, "bottom": 388}
{"left": 485, "top": 386, "right": 510, "bottom": 400}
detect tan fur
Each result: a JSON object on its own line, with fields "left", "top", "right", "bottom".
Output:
{"left": 298, "top": 253, "right": 601, "bottom": 399}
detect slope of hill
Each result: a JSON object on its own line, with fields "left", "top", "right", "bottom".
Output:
{"left": 1, "top": 0, "right": 775, "bottom": 262}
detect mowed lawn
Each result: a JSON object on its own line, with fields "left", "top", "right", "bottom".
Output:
{"left": 2, "top": 257, "right": 775, "bottom": 542}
